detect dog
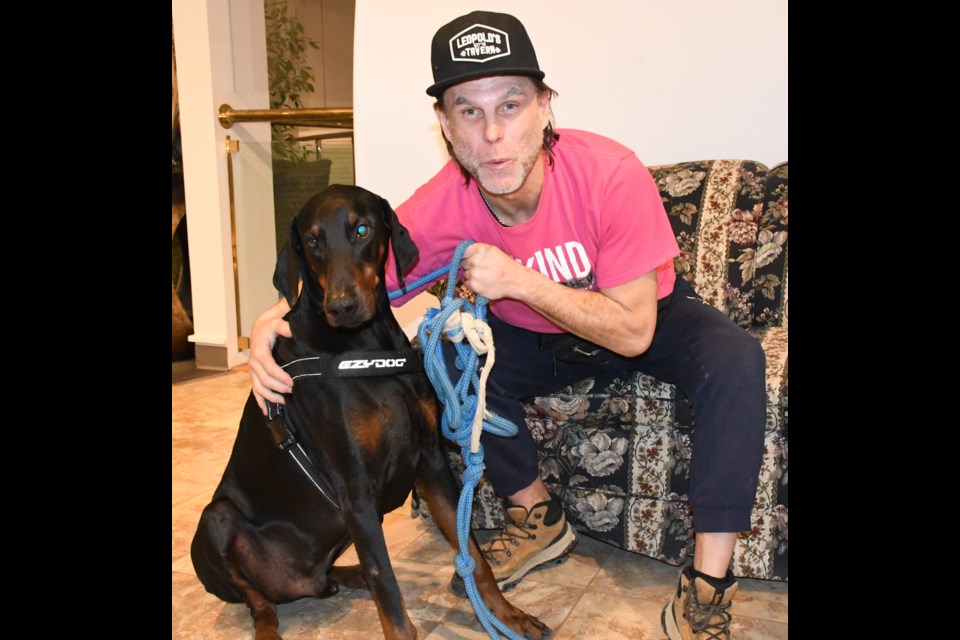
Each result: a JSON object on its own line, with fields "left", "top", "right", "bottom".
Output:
{"left": 190, "top": 185, "right": 550, "bottom": 640}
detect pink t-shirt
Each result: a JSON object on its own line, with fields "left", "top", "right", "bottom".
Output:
{"left": 387, "top": 129, "right": 679, "bottom": 333}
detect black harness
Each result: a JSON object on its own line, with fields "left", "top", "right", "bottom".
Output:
{"left": 263, "top": 344, "right": 423, "bottom": 512}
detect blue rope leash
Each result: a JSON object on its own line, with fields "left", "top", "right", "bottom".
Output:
{"left": 389, "top": 240, "right": 522, "bottom": 640}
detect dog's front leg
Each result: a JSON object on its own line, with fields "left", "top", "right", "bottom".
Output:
{"left": 414, "top": 448, "right": 553, "bottom": 640}
{"left": 340, "top": 492, "right": 417, "bottom": 640}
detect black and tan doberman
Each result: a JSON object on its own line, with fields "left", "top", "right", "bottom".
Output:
{"left": 190, "top": 185, "right": 550, "bottom": 640}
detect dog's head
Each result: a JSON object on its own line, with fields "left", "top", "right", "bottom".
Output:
{"left": 273, "top": 184, "right": 418, "bottom": 328}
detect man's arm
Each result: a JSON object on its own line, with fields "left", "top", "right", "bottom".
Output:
{"left": 460, "top": 242, "right": 660, "bottom": 357}
{"left": 248, "top": 298, "right": 295, "bottom": 413}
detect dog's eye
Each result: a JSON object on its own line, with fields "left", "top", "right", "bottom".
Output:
{"left": 356, "top": 224, "right": 369, "bottom": 238}
{"left": 306, "top": 236, "right": 318, "bottom": 248}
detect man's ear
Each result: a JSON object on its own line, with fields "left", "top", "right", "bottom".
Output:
{"left": 434, "top": 102, "right": 452, "bottom": 141}
{"left": 537, "top": 87, "right": 552, "bottom": 129}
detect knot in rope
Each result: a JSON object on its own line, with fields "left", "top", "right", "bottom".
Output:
{"left": 454, "top": 552, "right": 477, "bottom": 577}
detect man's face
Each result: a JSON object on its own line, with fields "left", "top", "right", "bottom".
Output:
{"left": 436, "top": 75, "right": 550, "bottom": 195}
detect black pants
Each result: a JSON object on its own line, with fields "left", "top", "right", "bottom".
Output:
{"left": 443, "top": 278, "right": 766, "bottom": 533}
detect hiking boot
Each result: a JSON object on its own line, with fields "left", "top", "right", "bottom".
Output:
{"left": 661, "top": 566, "right": 739, "bottom": 640}
{"left": 449, "top": 495, "right": 578, "bottom": 597}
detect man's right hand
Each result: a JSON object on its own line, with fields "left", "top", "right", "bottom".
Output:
{"left": 249, "top": 299, "right": 294, "bottom": 414}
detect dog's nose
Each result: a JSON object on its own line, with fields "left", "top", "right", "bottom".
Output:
{"left": 325, "top": 293, "right": 358, "bottom": 322}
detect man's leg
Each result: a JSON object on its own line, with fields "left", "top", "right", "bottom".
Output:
{"left": 634, "top": 279, "right": 765, "bottom": 639}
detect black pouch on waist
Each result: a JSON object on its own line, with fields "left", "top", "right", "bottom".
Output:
{"left": 539, "top": 333, "right": 618, "bottom": 365}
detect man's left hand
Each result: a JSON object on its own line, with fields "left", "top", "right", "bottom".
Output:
{"left": 460, "top": 242, "right": 532, "bottom": 300}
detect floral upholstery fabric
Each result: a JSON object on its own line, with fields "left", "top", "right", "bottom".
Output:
{"left": 412, "top": 160, "right": 788, "bottom": 581}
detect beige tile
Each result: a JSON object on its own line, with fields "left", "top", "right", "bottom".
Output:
{"left": 172, "top": 518, "right": 199, "bottom": 564}
{"left": 395, "top": 522, "right": 462, "bottom": 566}
{"left": 390, "top": 558, "right": 464, "bottom": 623}
{"left": 172, "top": 489, "right": 220, "bottom": 526}
{"left": 729, "top": 616, "right": 789, "bottom": 640}
{"left": 733, "top": 578, "right": 788, "bottom": 624}
{"left": 441, "top": 579, "right": 584, "bottom": 635}
{"left": 173, "top": 387, "right": 253, "bottom": 424}
{"left": 589, "top": 547, "right": 683, "bottom": 601}
{"left": 176, "top": 560, "right": 447, "bottom": 639}
{"left": 423, "top": 621, "right": 496, "bottom": 639}
{"left": 172, "top": 457, "right": 228, "bottom": 496}
{"left": 172, "top": 373, "right": 246, "bottom": 404}
{"left": 172, "top": 476, "right": 215, "bottom": 510}
{"left": 201, "top": 408, "right": 246, "bottom": 430}
{"left": 172, "top": 569, "right": 248, "bottom": 639}
{"left": 333, "top": 512, "right": 437, "bottom": 568}
{"left": 557, "top": 588, "right": 787, "bottom": 640}
{"left": 552, "top": 589, "right": 666, "bottom": 639}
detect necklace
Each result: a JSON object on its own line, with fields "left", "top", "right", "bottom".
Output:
{"left": 478, "top": 187, "right": 509, "bottom": 227}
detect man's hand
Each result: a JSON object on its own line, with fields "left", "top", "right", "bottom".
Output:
{"left": 460, "top": 242, "right": 534, "bottom": 301}
{"left": 249, "top": 300, "right": 294, "bottom": 414}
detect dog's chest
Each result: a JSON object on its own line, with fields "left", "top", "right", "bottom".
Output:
{"left": 290, "top": 375, "right": 429, "bottom": 469}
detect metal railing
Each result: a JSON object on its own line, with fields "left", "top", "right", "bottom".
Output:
{"left": 218, "top": 104, "right": 353, "bottom": 129}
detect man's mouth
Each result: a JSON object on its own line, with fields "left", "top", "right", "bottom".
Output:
{"left": 484, "top": 158, "right": 512, "bottom": 170}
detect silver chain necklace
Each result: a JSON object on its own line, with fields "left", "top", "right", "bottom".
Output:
{"left": 478, "top": 187, "right": 509, "bottom": 227}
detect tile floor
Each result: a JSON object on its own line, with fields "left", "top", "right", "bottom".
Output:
{"left": 172, "top": 368, "right": 788, "bottom": 639}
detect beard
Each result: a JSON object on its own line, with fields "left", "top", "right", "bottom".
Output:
{"left": 451, "top": 126, "right": 544, "bottom": 195}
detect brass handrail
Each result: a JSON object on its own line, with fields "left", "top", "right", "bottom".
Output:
{"left": 218, "top": 104, "right": 353, "bottom": 129}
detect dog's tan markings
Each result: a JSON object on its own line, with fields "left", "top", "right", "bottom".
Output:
{"left": 362, "top": 264, "right": 380, "bottom": 289}
{"left": 416, "top": 396, "right": 439, "bottom": 434}
{"left": 348, "top": 407, "right": 388, "bottom": 456}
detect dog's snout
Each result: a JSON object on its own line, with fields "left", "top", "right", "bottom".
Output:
{"left": 325, "top": 292, "right": 359, "bottom": 321}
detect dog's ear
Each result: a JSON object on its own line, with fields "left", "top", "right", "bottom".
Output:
{"left": 273, "top": 213, "right": 305, "bottom": 308}
{"left": 379, "top": 196, "right": 419, "bottom": 292}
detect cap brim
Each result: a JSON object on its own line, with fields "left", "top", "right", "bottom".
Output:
{"left": 426, "top": 69, "right": 546, "bottom": 97}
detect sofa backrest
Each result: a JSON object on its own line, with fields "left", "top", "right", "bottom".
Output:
{"left": 648, "top": 160, "right": 788, "bottom": 329}
{"left": 754, "top": 162, "right": 788, "bottom": 329}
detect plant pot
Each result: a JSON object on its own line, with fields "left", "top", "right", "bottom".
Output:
{"left": 272, "top": 158, "right": 333, "bottom": 255}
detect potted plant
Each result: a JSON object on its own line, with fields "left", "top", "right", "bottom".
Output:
{"left": 265, "top": 0, "right": 333, "bottom": 253}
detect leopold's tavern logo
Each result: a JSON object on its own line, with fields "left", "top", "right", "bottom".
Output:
{"left": 449, "top": 23, "right": 511, "bottom": 63}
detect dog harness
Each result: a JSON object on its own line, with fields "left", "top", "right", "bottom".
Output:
{"left": 264, "top": 343, "right": 424, "bottom": 512}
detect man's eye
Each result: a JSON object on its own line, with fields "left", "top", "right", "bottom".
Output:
{"left": 356, "top": 224, "right": 369, "bottom": 238}
{"left": 306, "top": 236, "right": 318, "bottom": 248}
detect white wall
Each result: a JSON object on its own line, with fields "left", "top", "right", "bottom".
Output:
{"left": 353, "top": 0, "right": 788, "bottom": 208}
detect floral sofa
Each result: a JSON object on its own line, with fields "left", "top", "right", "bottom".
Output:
{"left": 414, "top": 160, "right": 788, "bottom": 582}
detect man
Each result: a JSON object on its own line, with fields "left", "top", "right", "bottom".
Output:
{"left": 249, "top": 11, "right": 766, "bottom": 639}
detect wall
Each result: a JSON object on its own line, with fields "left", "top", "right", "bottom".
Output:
{"left": 353, "top": 0, "right": 788, "bottom": 206}
{"left": 292, "top": 0, "right": 355, "bottom": 108}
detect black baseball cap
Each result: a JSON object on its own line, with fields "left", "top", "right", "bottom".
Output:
{"left": 426, "top": 11, "right": 545, "bottom": 97}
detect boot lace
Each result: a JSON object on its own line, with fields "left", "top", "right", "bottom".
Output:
{"left": 683, "top": 586, "right": 733, "bottom": 639}
{"left": 482, "top": 515, "right": 537, "bottom": 566}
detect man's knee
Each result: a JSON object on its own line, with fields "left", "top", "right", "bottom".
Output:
{"left": 703, "top": 328, "right": 765, "bottom": 387}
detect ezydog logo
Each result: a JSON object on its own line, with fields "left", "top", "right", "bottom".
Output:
{"left": 449, "top": 23, "right": 511, "bottom": 63}
{"left": 338, "top": 358, "right": 407, "bottom": 370}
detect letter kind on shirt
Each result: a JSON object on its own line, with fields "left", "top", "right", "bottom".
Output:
{"left": 521, "top": 241, "right": 596, "bottom": 290}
